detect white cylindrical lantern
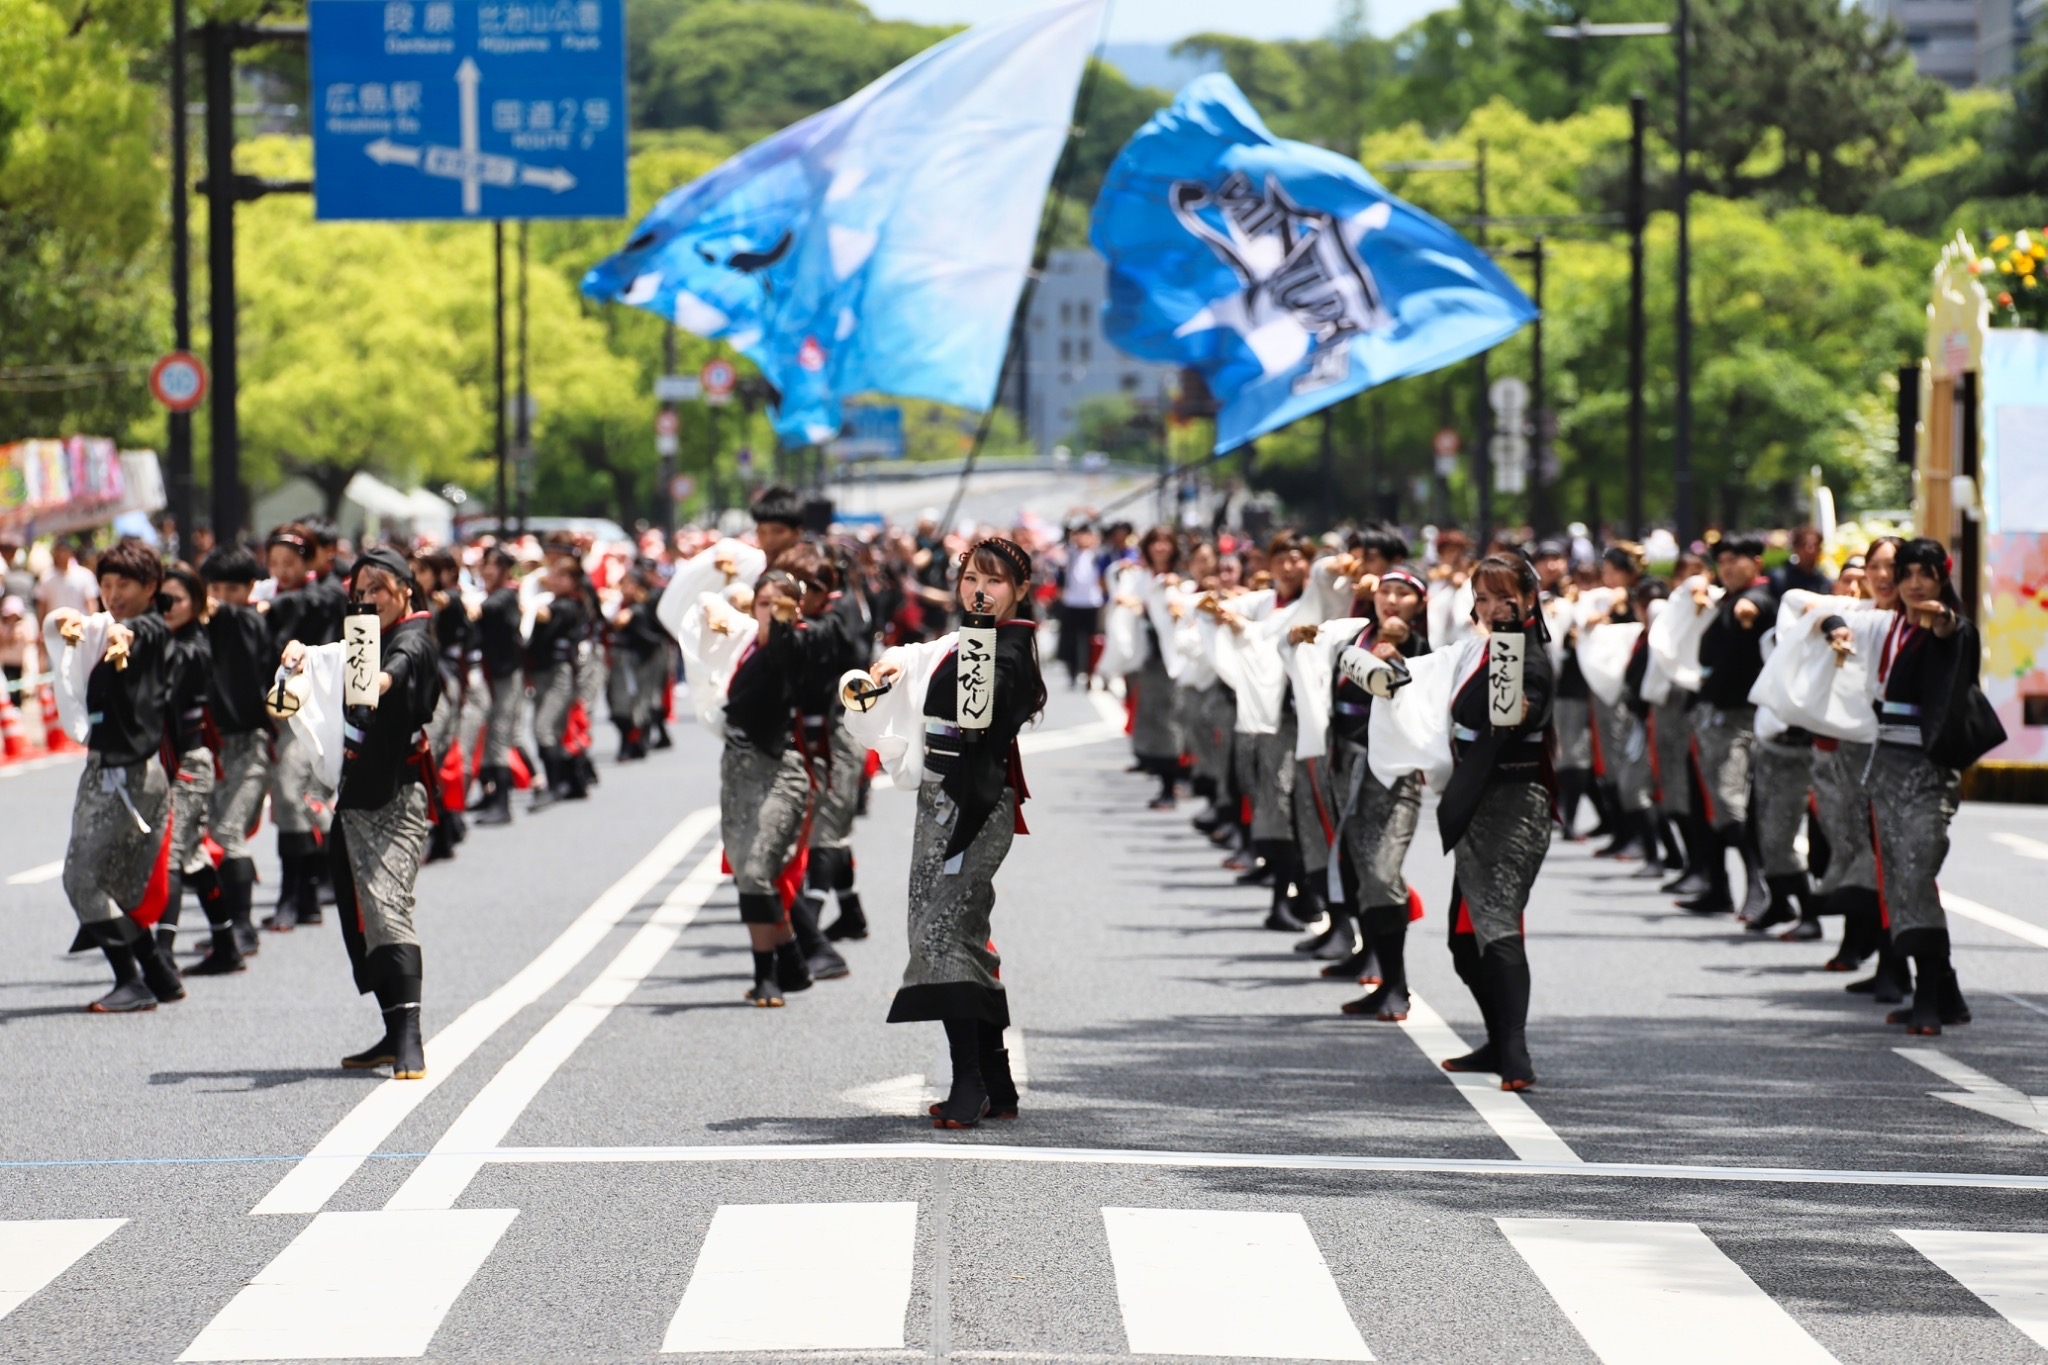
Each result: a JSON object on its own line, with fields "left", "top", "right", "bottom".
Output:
{"left": 344, "top": 604, "right": 381, "bottom": 708}
{"left": 955, "top": 606, "right": 998, "bottom": 731}
{"left": 1487, "top": 630, "right": 1525, "bottom": 728}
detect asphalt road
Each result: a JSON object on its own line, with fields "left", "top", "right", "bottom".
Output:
{"left": 5, "top": 680, "right": 2048, "bottom": 1364}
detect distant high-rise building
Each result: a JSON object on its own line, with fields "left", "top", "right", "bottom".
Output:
{"left": 1864, "top": 0, "right": 1981, "bottom": 87}
{"left": 1003, "top": 249, "right": 1179, "bottom": 453}
{"left": 1978, "top": 0, "right": 2047, "bottom": 83}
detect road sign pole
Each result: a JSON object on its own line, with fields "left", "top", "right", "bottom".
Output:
{"left": 1528, "top": 236, "right": 1550, "bottom": 537}
{"left": 168, "top": 0, "right": 194, "bottom": 555}
{"left": 203, "top": 22, "right": 241, "bottom": 545}
{"left": 1628, "top": 92, "right": 1647, "bottom": 541}
{"left": 515, "top": 219, "right": 530, "bottom": 538}
{"left": 1472, "top": 137, "right": 1493, "bottom": 545}
{"left": 659, "top": 324, "right": 677, "bottom": 535}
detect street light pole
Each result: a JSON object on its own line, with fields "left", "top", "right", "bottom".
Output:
{"left": 168, "top": 0, "right": 193, "bottom": 554}
{"left": 1627, "top": 92, "right": 1647, "bottom": 541}
{"left": 1674, "top": 0, "right": 1695, "bottom": 543}
{"left": 1474, "top": 139, "right": 1492, "bottom": 545}
{"left": 1525, "top": 237, "right": 1549, "bottom": 537}
{"left": 514, "top": 220, "right": 530, "bottom": 539}
{"left": 493, "top": 221, "right": 507, "bottom": 530}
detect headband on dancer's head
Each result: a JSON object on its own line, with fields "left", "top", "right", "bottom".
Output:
{"left": 963, "top": 536, "right": 1033, "bottom": 586}
{"left": 268, "top": 531, "right": 310, "bottom": 557}
{"left": 1378, "top": 567, "right": 1428, "bottom": 596}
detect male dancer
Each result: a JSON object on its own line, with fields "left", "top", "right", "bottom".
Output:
{"left": 471, "top": 547, "right": 524, "bottom": 826}
{"left": 263, "top": 525, "right": 344, "bottom": 930}
{"left": 782, "top": 544, "right": 869, "bottom": 970}
{"left": 196, "top": 546, "right": 272, "bottom": 968}
{"left": 1683, "top": 534, "right": 1776, "bottom": 916}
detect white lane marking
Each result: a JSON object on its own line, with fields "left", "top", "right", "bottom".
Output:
{"left": 1103, "top": 1207, "right": 1372, "bottom": 1361}
{"left": 0, "top": 752, "right": 83, "bottom": 781}
{"left": 1398, "top": 991, "right": 1582, "bottom": 1164}
{"left": 1990, "top": 831, "right": 2048, "bottom": 862}
{"left": 4, "top": 860, "right": 62, "bottom": 887}
{"left": 1008, "top": 1025, "right": 1030, "bottom": 1086}
{"left": 1943, "top": 892, "right": 2048, "bottom": 951}
{"left": 0, "top": 1219, "right": 124, "bottom": 1322}
{"left": 1895, "top": 1048, "right": 2048, "bottom": 1138}
{"left": 1497, "top": 1218, "right": 1838, "bottom": 1365}
{"left": 251, "top": 806, "right": 719, "bottom": 1216}
{"left": 179, "top": 1208, "right": 516, "bottom": 1361}
{"left": 1086, "top": 688, "right": 1127, "bottom": 730}
{"left": 476, "top": 1141, "right": 2048, "bottom": 1190}
{"left": 385, "top": 845, "right": 726, "bottom": 1211}
{"left": 1898, "top": 1228, "right": 2048, "bottom": 1351}
{"left": 1018, "top": 722, "right": 1122, "bottom": 756}
{"left": 661, "top": 1203, "right": 917, "bottom": 1353}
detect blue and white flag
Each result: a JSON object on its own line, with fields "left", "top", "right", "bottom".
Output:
{"left": 581, "top": 0, "right": 1105, "bottom": 445}
{"left": 1091, "top": 74, "right": 1536, "bottom": 452}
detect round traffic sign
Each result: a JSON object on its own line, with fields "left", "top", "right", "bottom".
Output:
{"left": 700, "top": 359, "right": 736, "bottom": 398}
{"left": 149, "top": 352, "right": 208, "bottom": 413}
{"left": 1432, "top": 428, "right": 1460, "bottom": 457}
{"left": 654, "top": 409, "right": 679, "bottom": 438}
{"left": 669, "top": 474, "right": 696, "bottom": 501}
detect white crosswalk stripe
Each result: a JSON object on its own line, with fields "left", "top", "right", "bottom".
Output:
{"left": 1898, "top": 1228, "right": 2048, "bottom": 1351}
{"left": 14, "top": 1199, "right": 2040, "bottom": 1360}
{"left": 0, "top": 1219, "right": 124, "bottom": 1323}
{"left": 1101, "top": 1208, "right": 1372, "bottom": 1361}
{"left": 662, "top": 1202, "right": 918, "bottom": 1353}
{"left": 1497, "top": 1217, "right": 1839, "bottom": 1365}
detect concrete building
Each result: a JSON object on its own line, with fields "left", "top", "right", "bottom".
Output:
{"left": 1979, "top": 0, "right": 2047, "bottom": 83}
{"left": 1865, "top": 0, "right": 1982, "bottom": 87}
{"left": 1005, "top": 249, "right": 1179, "bottom": 453}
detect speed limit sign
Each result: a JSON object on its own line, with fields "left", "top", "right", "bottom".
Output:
{"left": 149, "top": 352, "right": 208, "bottom": 413}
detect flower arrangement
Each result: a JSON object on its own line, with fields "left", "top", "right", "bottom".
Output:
{"left": 1969, "top": 230, "right": 2048, "bottom": 329}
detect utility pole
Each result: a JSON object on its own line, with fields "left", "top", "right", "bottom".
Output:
{"left": 168, "top": 0, "right": 193, "bottom": 553}
{"left": 1473, "top": 139, "right": 1492, "bottom": 544}
{"left": 514, "top": 220, "right": 530, "bottom": 538}
{"left": 1627, "top": 92, "right": 1647, "bottom": 540}
{"left": 1524, "top": 237, "right": 1550, "bottom": 537}
{"left": 202, "top": 24, "right": 239, "bottom": 545}
{"left": 1674, "top": 0, "right": 1695, "bottom": 543}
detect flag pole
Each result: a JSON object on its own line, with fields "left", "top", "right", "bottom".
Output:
{"left": 938, "top": 2, "right": 1112, "bottom": 533}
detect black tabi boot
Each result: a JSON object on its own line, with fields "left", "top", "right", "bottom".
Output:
{"left": 85, "top": 919, "right": 156, "bottom": 1013}
{"left": 788, "top": 891, "right": 849, "bottom": 981}
{"left": 1311, "top": 909, "right": 1363, "bottom": 962}
{"left": 1825, "top": 888, "right": 1879, "bottom": 972}
{"left": 1657, "top": 814, "right": 1687, "bottom": 871}
{"left": 1734, "top": 824, "right": 1769, "bottom": 923}
{"left": 1555, "top": 769, "right": 1589, "bottom": 840}
{"left": 188, "top": 865, "right": 247, "bottom": 976}
{"left": 296, "top": 850, "right": 325, "bottom": 926}
{"left": 1263, "top": 847, "right": 1310, "bottom": 933}
{"left": 219, "top": 859, "right": 259, "bottom": 956}
{"left": 773, "top": 936, "right": 814, "bottom": 994}
{"left": 1585, "top": 782, "right": 1620, "bottom": 842}
{"left": 530, "top": 752, "right": 561, "bottom": 812}
{"left": 133, "top": 919, "right": 186, "bottom": 1002}
{"left": 1235, "top": 837, "right": 1280, "bottom": 885}
{"left": 1746, "top": 874, "right": 1803, "bottom": 935}
{"left": 745, "top": 949, "right": 784, "bottom": 1007}
{"left": 819, "top": 848, "right": 869, "bottom": 941}
{"left": 932, "top": 1017, "right": 990, "bottom": 1128}
{"left": 474, "top": 768, "right": 513, "bottom": 826}
{"left": 265, "top": 851, "right": 301, "bottom": 931}
{"left": 1341, "top": 905, "right": 1410, "bottom": 1020}
{"left": 1663, "top": 813, "right": 1714, "bottom": 896}
{"left": 155, "top": 882, "right": 183, "bottom": 959}
{"left": 1289, "top": 874, "right": 1337, "bottom": 951}
{"left": 566, "top": 753, "right": 594, "bottom": 799}
{"left": 1678, "top": 825, "right": 1735, "bottom": 914}
{"left": 1889, "top": 928, "right": 1966, "bottom": 1034}
{"left": 1777, "top": 880, "right": 1826, "bottom": 941}
{"left": 1482, "top": 937, "right": 1536, "bottom": 1091}
{"left": 1852, "top": 927, "right": 1912, "bottom": 1004}
{"left": 387, "top": 1003, "right": 425, "bottom": 1079}
{"left": 67, "top": 925, "right": 95, "bottom": 954}
{"left": 467, "top": 765, "right": 494, "bottom": 812}
{"left": 1595, "top": 805, "right": 1640, "bottom": 859}
{"left": 979, "top": 1021, "right": 1020, "bottom": 1119}
{"left": 1441, "top": 931, "right": 1501, "bottom": 1073}
{"left": 424, "top": 816, "right": 458, "bottom": 864}
{"left": 1630, "top": 813, "right": 1671, "bottom": 877}
{"left": 341, "top": 1006, "right": 402, "bottom": 1069}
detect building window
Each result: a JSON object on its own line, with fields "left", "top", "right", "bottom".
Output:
{"left": 1059, "top": 301, "right": 1071, "bottom": 324}
{"left": 1060, "top": 339, "right": 1072, "bottom": 362}
{"left": 1079, "top": 339, "right": 1091, "bottom": 362}
{"left": 1120, "top": 373, "right": 1140, "bottom": 393}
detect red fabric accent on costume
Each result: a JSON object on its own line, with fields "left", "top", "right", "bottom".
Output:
{"left": 507, "top": 747, "right": 533, "bottom": 790}
{"left": 1587, "top": 700, "right": 1607, "bottom": 777}
{"left": 1868, "top": 801, "right": 1890, "bottom": 930}
{"left": 1453, "top": 897, "right": 1472, "bottom": 935}
{"left": 1304, "top": 756, "right": 1335, "bottom": 844}
{"left": 1087, "top": 634, "right": 1105, "bottom": 676}
{"left": 1689, "top": 734, "right": 1717, "bottom": 826}
{"left": 863, "top": 748, "right": 882, "bottom": 779}
{"left": 775, "top": 844, "right": 810, "bottom": 911}
{"left": 439, "top": 740, "right": 467, "bottom": 813}
{"left": 1007, "top": 739, "right": 1032, "bottom": 835}
{"left": 1240, "top": 794, "right": 1252, "bottom": 825}
{"left": 563, "top": 701, "right": 591, "bottom": 757}
{"left": 1813, "top": 736, "right": 1840, "bottom": 753}
{"left": 129, "top": 819, "right": 174, "bottom": 928}
{"left": 719, "top": 849, "right": 733, "bottom": 876}
{"left": 1407, "top": 885, "right": 1425, "bottom": 922}
{"left": 1646, "top": 710, "right": 1663, "bottom": 805}
{"left": 664, "top": 678, "right": 676, "bottom": 722}
{"left": 201, "top": 833, "right": 225, "bottom": 869}
{"left": 1123, "top": 685, "right": 1136, "bottom": 736}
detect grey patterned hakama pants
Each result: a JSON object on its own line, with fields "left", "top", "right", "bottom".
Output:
{"left": 1178, "top": 683, "right": 1226, "bottom": 789}
{"left": 807, "top": 720, "right": 862, "bottom": 851}
{"left": 1692, "top": 702, "right": 1755, "bottom": 831}
{"left": 576, "top": 643, "right": 606, "bottom": 730}
{"left": 1867, "top": 744, "right": 1961, "bottom": 935}
{"left": 1750, "top": 736, "right": 1814, "bottom": 878}
{"left": 721, "top": 737, "right": 811, "bottom": 910}
{"left": 1594, "top": 695, "right": 1654, "bottom": 812}
{"left": 482, "top": 674, "right": 522, "bottom": 768}
{"left": 210, "top": 730, "right": 271, "bottom": 863}
{"left": 271, "top": 725, "right": 332, "bottom": 836}
{"left": 1129, "top": 654, "right": 1181, "bottom": 764}
{"left": 63, "top": 754, "right": 170, "bottom": 925}
{"left": 893, "top": 781, "right": 1016, "bottom": 1025}
{"left": 1552, "top": 697, "right": 1593, "bottom": 772}
{"left": 531, "top": 661, "right": 575, "bottom": 753}
{"left": 335, "top": 783, "right": 431, "bottom": 955}
{"left": 168, "top": 745, "right": 216, "bottom": 877}
{"left": 1295, "top": 755, "right": 1335, "bottom": 877}
{"left": 1331, "top": 740, "right": 1422, "bottom": 909}
{"left": 1810, "top": 741, "right": 1877, "bottom": 895}
{"left": 1451, "top": 781, "right": 1552, "bottom": 951}
{"left": 1650, "top": 701, "right": 1693, "bottom": 816}
{"left": 1240, "top": 717, "right": 1297, "bottom": 844}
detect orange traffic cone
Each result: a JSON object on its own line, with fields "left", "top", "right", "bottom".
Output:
{"left": 0, "top": 689, "right": 26, "bottom": 760}
{"left": 39, "top": 684, "right": 80, "bottom": 754}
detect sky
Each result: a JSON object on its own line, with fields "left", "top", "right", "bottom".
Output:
{"left": 864, "top": 0, "right": 1450, "bottom": 44}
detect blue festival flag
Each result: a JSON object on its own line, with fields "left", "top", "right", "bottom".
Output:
{"left": 581, "top": 0, "right": 1105, "bottom": 445}
{"left": 1091, "top": 74, "right": 1537, "bottom": 452}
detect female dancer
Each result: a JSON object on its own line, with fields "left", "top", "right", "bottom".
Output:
{"left": 280, "top": 548, "right": 443, "bottom": 1077}
{"left": 858, "top": 538, "right": 1044, "bottom": 1128}
{"left": 1340, "top": 554, "right": 1554, "bottom": 1089}
{"left": 1819, "top": 538, "right": 1904, "bottom": 992}
{"left": 1816, "top": 538, "right": 2004, "bottom": 1033}
{"left": 153, "top": 562, "right": 220, "bottom": 961}
{"left": 1585, "top": 546, "right": 1658, "bottom": 863}
{"left": 1122, "top": 527, "right": 1184, "bottom": 809}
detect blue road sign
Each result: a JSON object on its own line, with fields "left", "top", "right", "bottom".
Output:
{"left": 831, "top": 406, "right": 906, "bottom": 462}
{"left": 309, "top": 0, "right": 626, "bottom": 221}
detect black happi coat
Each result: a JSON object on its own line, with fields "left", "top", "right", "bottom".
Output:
{"left": 922, "top": 619, "right": 1040, "bottom": 860}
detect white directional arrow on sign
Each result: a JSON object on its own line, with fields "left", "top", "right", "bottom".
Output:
{"left": 357, "top": 60, "right": 580, "bottom": 211}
